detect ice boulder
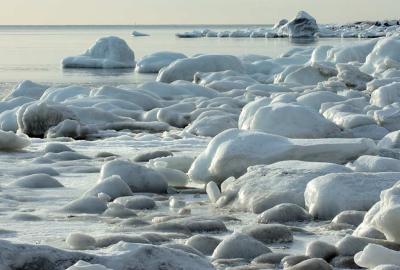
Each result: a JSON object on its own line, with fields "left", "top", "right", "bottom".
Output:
{"left": 0, "top": 130, "right": 30, "bottom": 151}
{"left": 219, "top": 160, "right": 351, "bottom": 213}
{"left": 84, "top": 175, "right": 133, "bottom": 200}
{"left": 99, "top": 159, "right": 168, "bottom": 193}
{"left": 185, "top": 110, "right": 238, "bottom": 137}
{"left": 157, "top": 55, "right": 245, "bottom": 83}
{"left": 239, "top": 102, "right": 341, "bottom": 138}
{"left": 188, "top": 129, "right": 376, "bottom": 184}
{"left": 10, "top": 174, "right": 63, "bottom": 188}
{"left": 67, "top": 261, "right": 112, "bottom": 270}
{"left": 278, "top": 11, "right": 319, "bottom": 38}
{"left": 136, "top": 52, "right": 187, "bottom": 73}
{"left": 371, "top": 82, "right": 400, "bottom": 107}
{"left": 305, "top": 172, "right": 400, "bottom": 219}
{"left": 361, "top": 36, "right": 400, "bottom": 75}
{"left": 378, "top": 131, "right": 400, "bottom": 149}
{"left": 46, "top": 119, "right": 93, "bottom": 139}
{"left": 355, "top": 182, "right": 400, "bottom": 244}
{"left": 355, "top": 244, "right": 400, "bottom": 269}
{"left": 349, "top": 155, "right": 400, "bottom": 172}
{"left": 62, "top": 36, "right": 135, "bottom": 69}
{"left": 17, "top": 101, "right": 77, "bottom": 137}
{"left": 4, "top": 80, "right": 48, "bottom": 100}
{"left": 0, "top": 239, "right": 215, "bottom": 270}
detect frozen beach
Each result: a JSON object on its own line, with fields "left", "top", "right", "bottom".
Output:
{"left": 4, "top": 10, "right": 400, "bottom": 270}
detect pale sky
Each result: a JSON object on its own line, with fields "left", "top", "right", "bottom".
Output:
{"left": 1, "top": 0, "right": 399, "bottom": 25}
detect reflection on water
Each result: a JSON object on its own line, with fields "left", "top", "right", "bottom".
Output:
{"left": 62, "top": 67, "right": 135, "bottom": 77}
{"left": 289, "top": 37, "right": 318, "bottom": 45}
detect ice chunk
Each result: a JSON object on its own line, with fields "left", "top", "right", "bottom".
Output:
{"left": 305, "top": 172, "right": 400, "bottom": 219}
{"left": 277, "top": 11, "right": 319, "bottom": 38}
{"left": 239, "top": 102, "right": 341, "bottom": 138}
{"left": 188, "top": 129, "right": 375, "bottom": 184}
{"left": 157, "top": 55, "right": 245, "bottom": 83}
{"left": 136, "top": 52, "right": 187, "bottom": 73}
{"left": 62, "top": 36, "right": 135, "bottom": 69}
{"left": 0, "top": 130, "right": 30, "bottom": 151}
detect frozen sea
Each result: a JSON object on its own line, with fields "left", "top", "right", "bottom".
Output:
{"left": 0, "top": 25, "right": 360, "bottom": 93}
{"left": 1, "top": 23, "right": 394, "bottom": 269}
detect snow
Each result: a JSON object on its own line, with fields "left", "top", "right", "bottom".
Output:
{"left": 0, "top": 130, "right": 30, "bottom": 151}
{"left": 157, "top": 55, "right": 245, "bottom": 83}
{"left": 99, "top": 159, "right": 168, "bottom": 193}
{"left": 136, "top": 52, "right": 187, "bottom": 73}
{"left": 188, "top": 129, "right": 376, "bottom": 184}
{"left": 361, "top": 36, "right": 400, "bottom": 75}
{"left": 62, "top": 36, "right": 135, "bottom": 69}
{"left": 355, "top": 244, "right": 400, "bottom": 268}
{"left": 218, "top": 160, "right": 351, "bottom": 213}
{"left": 305, "top": 172, "right": 400, "bottom": 219}
{"left": 239, "top": 102, "right": 341, "bottom": 138}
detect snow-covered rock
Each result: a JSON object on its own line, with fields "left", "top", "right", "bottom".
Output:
{"left": 349, "top": 155, "right": 400, "bottom": 172}
{"left": 0, "top": 240, "right": 214, "bottom": 270}
{"left": 305, "top": 172, "right": 400, "bottom": 219}
{"left": 0, "top": 130, "right": 30, "bottom": 151}
{"left": 4, "top": 80, "right": 48, "bottom": 100}
{"left": 136, "top": 52, "right": 187, "bottom": 73}
{"left": 62, "top": 36, "right": 135, "bottom": 68}
{"left": 219, "top": 160, "right": 351, "bottom": 213}
{"left": 99, "top": 159, "right": 168, "bottom": 193}
{"left": 361, "top": 36, "right": 400, "bottom": 75}
{"left": 188, "top": 129, "right": 376, "bottom": 184}
{"left": 355, "top": 244, "right": 400, "bottom": 269}
{"left": 84, "top": 175, "right": 133, "bottom": 200}
{"left": 157, "top": 55, "right": 245, "bottom": 83}
{"left": 10, "top": 174, "right": 63, "bottom": 188}
{"left": 277, "top": 11, "right": 319, "bottom": 38}
{"left": 239, "top": 102, "right": 341, "bottom": 138}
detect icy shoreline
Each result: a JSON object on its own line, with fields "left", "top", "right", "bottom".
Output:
{"left": 4, "top": 16, "right": 400, "bottom": 270}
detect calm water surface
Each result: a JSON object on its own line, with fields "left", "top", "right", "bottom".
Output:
{"left": 0, "top": 25, "right": 363, "bottom": 94}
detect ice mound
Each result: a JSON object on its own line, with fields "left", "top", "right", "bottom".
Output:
{"left": 0, "top": 240, "right": 214, "bottom": 270}
{"left": 361, "top": 36, "right": 400, "bottom": 75}
{"left": 67, "top": 261, "right": 113, "bottom": 270}
{"left": 17, "top": 101, "right": 77, "bottom": 137}
{"left": 184, "top": 110, "right": 238, "bottom": 137}
{"left": 277, "top": 11, "right": 319, "bottom": 38}
{"left": 4, "top": 80, "right": 48, "bottom": 100}
{"left": 84, "top": 175, "right": 133, "bottom": 200}
{"left": 99, "top": 159, "right": 168, "bottom": 193}
{"left": 349, "top": 155, "right": 400, "bottom": 172}
{"left": 239, "top": 101, "right": 341, "bottom": 138}
{"left": 305, "top": 172, "right": 400, "bottom": 219}
{"left": 62, "top": 36, "right": 135, "bottom": 69}
{"left": 188, "top": 129, "right": 376, "bottom": 184}
{"left": 371, "top": 82, "right": 400, "bottom": 107}
{"left": 355, "top": 181, "right": 400, "bottom": 245}
{"left": 10, "top": 174, "right": 63, "bottom": 188}
{"left": 219, "top": 160, "right": 351, "bottom": 213}
{"left": 157, "top": 55, "right": 245, "bottom": 83}
{"left": 355, "top": 244, "right": 400, "bottom": 268}
{"left": 0, "top": 130, "right": 30, "bottom": 151}
{"left": 139, "top": 81, "right": 219, "bottom": 99}
{"left": 212, "top": 233, "right": 271, "bottom": 260}
{"left": 136, "top": 52, "right": 187, "bottom": 73}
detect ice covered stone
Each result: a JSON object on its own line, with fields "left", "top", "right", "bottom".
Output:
{"left": 62, "top": 36, "right": 135, "bottom": 69}
{"left": 136, "top": 52, "right": 187, "bottom": 73}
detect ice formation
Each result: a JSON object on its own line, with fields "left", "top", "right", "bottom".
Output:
{"left": 7, "top": 22, "right": 400, "bottom": 270}
{"left": 62, "top": 36, "right": 135, "bottom": 68}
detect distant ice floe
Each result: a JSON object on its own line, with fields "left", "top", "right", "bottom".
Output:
{"left": 131, "top": 31, "right": 149, "bottom": 37}
{"left": 176, "top": 10, "right": 400, "bottom": 40}
{"left": 62, "top": 36, "right": 135, "bottom": 69}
